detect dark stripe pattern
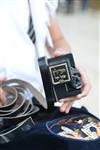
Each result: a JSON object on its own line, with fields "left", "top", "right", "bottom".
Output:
{"left": 27, "top": 0, "right": 36, "bottom": 43}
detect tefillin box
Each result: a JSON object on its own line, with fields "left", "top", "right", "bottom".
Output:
{"left": 38, "top": 53, "right": 82, "bottom": 105}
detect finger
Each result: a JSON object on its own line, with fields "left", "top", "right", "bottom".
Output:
{"left": 0, "top": 102, "right": 2, "bottom": 106}
{"left": 60, "top": 101, "right": 69, "bottom": 112}
{"left": 76, "top": 66, "right": 91, "bottom": 97}
{"left": 81, "top": 81, "right": 91, "bottom": 97}
{"left": 65, "top": 101, "right": 74, "bottom": 113}
{"left": 76, "top": 84, "right": 90, "bottom": 99}
{"left": 60, "top": 96, "right": 81, "bottom": 103}
{"left": 60, "top": 101, "right": 74, "bottom": 113}
{"left": 0, "top": 88, "right": 6, "bottom": 105}
{"left": 0, "top": 96, "right": 6, "bottom": 105}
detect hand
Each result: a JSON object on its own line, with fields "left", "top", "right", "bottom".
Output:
{"left": 53, "top": 49, "right": 91, "bottom": 113}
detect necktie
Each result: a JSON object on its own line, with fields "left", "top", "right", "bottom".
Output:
{"left": 27, "top": 0, "right": 36, "bottom": 43}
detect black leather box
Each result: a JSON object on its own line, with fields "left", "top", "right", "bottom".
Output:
{"left": 38, "top": 53, "right": 82, "bottom": 105}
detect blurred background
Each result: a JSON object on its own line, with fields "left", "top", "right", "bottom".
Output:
{"left": 56, "top": 0, "right": 100, "bottom": 117}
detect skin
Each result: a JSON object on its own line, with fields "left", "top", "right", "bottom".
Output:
{"left": 0, "top": 76, "right": 7, "bottom": 105}
{"left": 0, "top": 87, "right": 6, "bottom": 106}
{"left": 0, "top": 16, "right": 91, "bottom": 112}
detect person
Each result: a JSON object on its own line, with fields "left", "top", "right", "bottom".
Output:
{"left": 0, "top": 0, "right": 91, "bottom": 113}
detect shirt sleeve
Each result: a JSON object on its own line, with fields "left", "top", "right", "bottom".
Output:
{"left": 45, "top": 0, "right": 58, "bottom": 16}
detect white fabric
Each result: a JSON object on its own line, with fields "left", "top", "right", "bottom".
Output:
{"left": 29, "top": 0, "right": 58, "bottom": 57}
{"left": 0, "top": 0, "right": 58, "bottom": 92}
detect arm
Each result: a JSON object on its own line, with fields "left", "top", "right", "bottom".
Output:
{"left": 47, "top": 15, "right": 71, "bottom": 56}
{"left": 47, "top": 16, "right": 91, "bottom": 113}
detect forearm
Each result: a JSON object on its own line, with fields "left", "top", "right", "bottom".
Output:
{"left": 52, "top": 36, "right": 71, "bottom": 53}
{"left": 47, "top": 16, "right": 71, "bottom": 56}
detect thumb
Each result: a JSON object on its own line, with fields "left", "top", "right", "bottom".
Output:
{"left": 53, "top": 48, "right": 67, "bottom": 57}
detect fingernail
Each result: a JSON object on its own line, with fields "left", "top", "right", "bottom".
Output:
{"left": 65, "top": 109, "right": 69, "bottom": 114}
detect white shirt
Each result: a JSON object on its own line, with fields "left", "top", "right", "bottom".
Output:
{"left": 0, "top": 0, "right": 58, "bottom": 92}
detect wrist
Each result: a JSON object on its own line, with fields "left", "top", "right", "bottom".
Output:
{"left": 53, "top": 48, "right": 71, "bottom": 57}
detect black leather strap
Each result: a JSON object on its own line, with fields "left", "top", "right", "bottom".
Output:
{"left": 1, "top": 79, "right": 47, "bottom": 109}
{"left": 0, "top": 79, "right": 47, "bottom": 130}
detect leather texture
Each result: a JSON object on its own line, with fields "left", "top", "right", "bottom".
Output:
{"left": 0, "top": 79, "right": 47, "bottom": 129}
{"left": 38, "top": 53, "right": 82, "bottom": 105}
